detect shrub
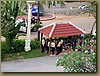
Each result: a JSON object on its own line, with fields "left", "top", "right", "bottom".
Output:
{"left": 56, "top": 52, "right": 96, "bottom": 72}
{"left": 30, "top": 39, "right": 40, "bottom": 49}
{"left": 1, "top": 41, "right": 9, "bottom": 54}
{"left": 1, "top": 39, "right": 40, "bottom": 54}
{"left": 11, "top": 39, "right": 25, "bottom": 53}
{"left": 34, "top": 23, "right": 43, "bottom": 31}
{"left": 75, "top": 45, "right": 87, "bottom": 52}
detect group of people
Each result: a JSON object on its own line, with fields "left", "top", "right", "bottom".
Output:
{"left": 41, "top": 35, "right": 83, "bottom": 56}
{"left": 41, "top": 33, "right": 96, "bottom": 56}
{"left": 41, "top": 37, "right": 64, "bottom": 56}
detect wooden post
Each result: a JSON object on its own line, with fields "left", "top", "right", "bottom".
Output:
{"left": 40, "top": 33, "right": 43, "bottom": 49}
{"left": 37, "top": 1, "right": 40, "bottom": 41}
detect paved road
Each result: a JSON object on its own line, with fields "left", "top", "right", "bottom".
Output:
{"left": 1, "top": 56, "right": 64, "bottom": 72}
{"left": 42, "top": 15, "right": 96, "bottom": 34}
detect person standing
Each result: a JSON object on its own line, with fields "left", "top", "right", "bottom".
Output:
{"left": 56, "top": 39, "right": 63, "bottom": 55}
{"left": 80, "top": 33, "right": 84, "bottom": 46}
{"left": 54, "top": 39, "right": 58, "bottom": 54}
{"left": 50, "top": 40, "right": 55, "bottom": 56}
{"left": 56, "top": 41, "right": 61, "bottom": 55}
{"left": 41, "top": 37, "right": 45, "bottom": 53}
{"left": 46, "top": 39, "right": 50, "bottom": 54}
{"left": 60, "top": 39, "right": 63, "bottom": 52}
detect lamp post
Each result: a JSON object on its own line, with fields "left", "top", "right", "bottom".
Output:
{"left": 25, "top": 1, "right": 32, "bottom": 51}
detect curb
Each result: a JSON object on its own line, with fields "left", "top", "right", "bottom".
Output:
{"left": 40, "top": 13, "right": 56, "bottom": 21}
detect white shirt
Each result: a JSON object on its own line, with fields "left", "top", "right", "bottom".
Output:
{"left": 81, "top": 34, "right": 84, "bottom": 37}
{"left": 42, "top": 39, "right": 45, "bottom": 46}
{"left": 48, "top": 42, "right": 50, "bottom": 46}
{"left": 50, "top": 42, "right": 55, "bottom": 47}
{"left": 60, "top": 39, "right": 63, "bottom": 44}
{"left": 57, "top": 42, "right": 61, "bottom": 47}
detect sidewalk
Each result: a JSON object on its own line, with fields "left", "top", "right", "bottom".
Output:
{"left": 1, "top": 56, "right": 64, "bottom": 72}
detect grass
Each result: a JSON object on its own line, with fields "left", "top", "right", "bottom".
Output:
{"left": 18, "top": 33, "right": 26, "bottom": 36}
{"left": 1, "top": 49, "right": 48, "bottom": 61}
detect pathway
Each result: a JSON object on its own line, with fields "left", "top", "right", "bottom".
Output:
{"left": 1, "top": 56, "right": 64, "bottom": 72}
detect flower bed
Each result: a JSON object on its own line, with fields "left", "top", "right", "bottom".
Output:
{"left": 56, "top": 52, "right": 96, "bottom": 72}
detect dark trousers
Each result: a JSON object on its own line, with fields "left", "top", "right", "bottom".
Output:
{"left": 46, "top": 46, "right": 49, "bottom": 54}
{"left": 56, "top": 47, "right": 62, "bottom": 55}
{"left": 41, "top": 45, "right": 45, "bottom": 53}
{"left": 50, "top": 47, "right": 55, "bottom": 55}
{"left": 72, "top": 44, "right": 75, "bottom": 51}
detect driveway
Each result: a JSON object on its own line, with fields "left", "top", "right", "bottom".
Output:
{"left": 1, "top": 56, "right": 64, "bottom": 72}
{"left": 42, "top": 15, "right": 96, "bottom": 34}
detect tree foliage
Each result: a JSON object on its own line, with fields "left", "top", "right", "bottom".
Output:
{"left": 1, "top": 1, "right": 23, "bottom": 51}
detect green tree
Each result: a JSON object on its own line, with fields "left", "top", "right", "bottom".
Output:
{"left": 46, "top": 1, "right": 65, "bottom": 8}
{"left": 18, "top": 1, "right": 27, "bottom": 16}
{"left": 1, "top": 1, "right": 24, "bottom": 52}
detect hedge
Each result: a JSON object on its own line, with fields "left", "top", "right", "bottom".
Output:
{"left": 1, "top": 39, "right": 40, "bottom": 54}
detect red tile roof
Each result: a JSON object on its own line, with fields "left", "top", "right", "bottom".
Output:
{"left": 38, "top": 22, "right": 85, "bottom": 38}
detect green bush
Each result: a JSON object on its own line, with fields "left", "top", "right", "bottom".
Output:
{"left": 34, "top": 23, "right": 43, "bottom": 31}
{"left": 30, "top": 40, "right": 40, "bottom": 49}
{"left": 56, "top": 52, "right": 96, "bottom": 72}
{"left": 75, "top": 45, "right": 87, "bottom": 52}
{"left": 12, "top": 39, "right": 25, "bottom": 53}
{"left": 1, "top": 41, "right": 9, "bottom": 54}
{"left": 1, "top": 39, "right": 40, "bottom": 54}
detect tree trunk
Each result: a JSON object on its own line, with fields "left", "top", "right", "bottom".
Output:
{"left": 6, "top": 34, "right": 13, "bottom": 52}
{"left": 37, "top": 1, "right": 40, "bottom": 24}
{"left": 38, "top": 31, "right": 40, "bottom": 41}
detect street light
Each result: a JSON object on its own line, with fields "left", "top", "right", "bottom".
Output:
{"left": 25, "top": 1, "right": 35, "bottom": 51}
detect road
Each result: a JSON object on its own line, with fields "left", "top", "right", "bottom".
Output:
{"left": 1, "top": 56, "right": 64, "bottom": 72}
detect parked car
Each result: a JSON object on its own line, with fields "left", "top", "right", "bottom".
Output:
{"left": 32, "top": 3, "right": 44, "bottom": 16}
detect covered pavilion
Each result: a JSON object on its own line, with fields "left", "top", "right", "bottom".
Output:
{"left": 38, "top": 21, "right": 86, "bottom": 38}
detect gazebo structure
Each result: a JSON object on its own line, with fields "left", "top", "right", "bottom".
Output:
{"left": 38, "top": 21, "right": 86, "bottom": 39}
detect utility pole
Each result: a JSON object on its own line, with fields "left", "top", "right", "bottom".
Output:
{"left": 37, "top": 1, "right": 40, "bottom": 41}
